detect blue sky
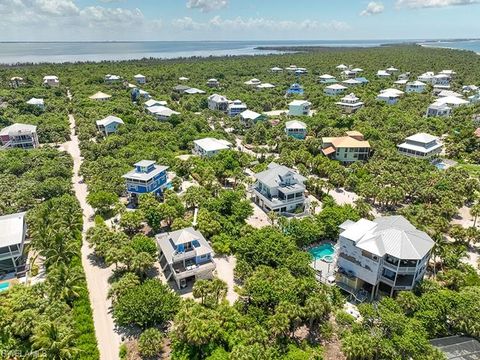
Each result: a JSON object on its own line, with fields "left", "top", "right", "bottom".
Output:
{"left": 0, "top": 0, "right": 479, "bottom": 41}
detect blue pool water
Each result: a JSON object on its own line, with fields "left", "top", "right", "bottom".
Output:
{"left": 309, "top": 244, "right": 335, "bottom": 261}
{"left": 0, "top": 282, "right": 9, "bottom": 292}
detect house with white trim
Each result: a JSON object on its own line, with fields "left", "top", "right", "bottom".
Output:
{"left": 240, "top": 110, "right": 265, "bottom": 127}
{"left": 43, "top": 75, "right": 59, "bottom": 87}
{"left": 252, "top": 162, "right": 307, "bottom": 215}
{"left": 318, "top": 74, "right": 337, "bottom": 84}
{"left": 325, "top": 84, "right": 348, "bottom": 96}
{"left": 377, "top": 70, "right": 391, "bottom": 78}
{"left": 227, "top": 100, "right": 247, "bottom": 117}
{"left": 397, "top": 133, "right": 443, "bottom": 158}
{"left": 336, "top": 93, "right": 364, "bottom": 113}
{"left": 285, "top": 120, "right": 307, "bottom": 139}
{"left": 0, "top": 212, "right": 28, "bottom": 276}
{"left": 157, "top": 227, "right": 215, "bottom": 289}
{"left": 207, "top": 78, "right": 220, "bottom": 88}
{"left": 288, "top": 100, "right": 311, "bottom": 116}
{"left": 26, "top": 98, "right": 44, "bottom": 110}
{"left": 426, "top": 103, "right": 452, "bottom": 118}
{"left": 89, "top": 91, "right": 111, "bottom": 101}
{"left": 321, "top": 131, "right": 370, "bottom": 164}
{"left": 134, "top": 74, "right": 146, "bottom": 84}
{"left": 96, "top": 116, "right": 124, "bottom": 136}
{"left": 377, "top": 88, "right": 404, "bottom": 105}
{"left": 406, "top": 81, "right": 427, "bottom": 93}
{"left": 193, "top": 138, "right": 232, "bottom": 157}
{"left": 146, "top": 106, "right": 180, "bottom": 120}
{"left": 208, "top": 94, "right": 229, "bottom": 112}
{"left": 104, "top": 74, "right": 121, "bottom": 84}
{"left": 335, "top": 215, "right": 434, "bottom": 299}
{"left": 0, "top": 123, "right": 39, "bottom": 149}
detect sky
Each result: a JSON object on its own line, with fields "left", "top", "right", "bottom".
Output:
{"left": 0, "top": 0, "right": 479, "bottom": 41}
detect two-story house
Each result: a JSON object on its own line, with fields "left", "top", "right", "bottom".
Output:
{"left": 96, "top": 116, "right": 124, "bottom": 136}
{"left": 324, "top": 84, "right": 348, "bottom": 96}
{"left": 240, "top": 110, "right": 266, "bottom": 127}
{"left": 285, "top": 120, "right": 307, "bottom": 139}
{"left": 0, "top": 123, "right": 39, "bottom": 149}
{"left": 26, "top": 97, "right": 45, "bottom": 110}
{"left": 336, "top": 93, "right": 364, "bottom": 113}
{"left": 89, "top": 91, "right": 111, "bottom": 101}
{"left": 134, "top": 74, "right": 146, "bottom": 84}
{"left": 426, "top": 103, "right": 452, "bottom": 118}
{"left": 286, "top": 83, "right": 304, "bottom": 95}
{"left": 318, "top": 74, "right": 337, "bottom": 84}
{"left": 397, "top": 133, "right": 443, "bottom": 158}
{"left": 104, "top": 74, "right": 121, "bottom": 84}
{"left": 43, "top": 75, "right": 59, "bottom": 87}
{"left": 122, "top": 160, "right": 170, "bottom": 204}
{"left": 208, "top": 94, "right": 229, "bottom": 112}
{"left": 377, "top": 89, "right": 404, "bottom": 105}
{"left": 252, "top": 162, "right": 307, "bottom": 214}
{"left": 227, "top": 100, "right": 248, "bottom": 117}
{"left": 335, "top": 215, "right": 434, "bottom": 299}
{"left": 321, "top": 131, "right": 370, "bottom": 164}
{"left": 157, "top": 227, "right": 215, "bottom": 289}
{"left": 406, "top": 80, "right": 427, "bottom": 93}
{"left": 0, "top": 212, "right": 28, "bottom": 276}
{"left": 288, "top": 100, "right": 311, "bottom": 116}
{"left": 207, "top": 78, "right": 220, "bottom": 88}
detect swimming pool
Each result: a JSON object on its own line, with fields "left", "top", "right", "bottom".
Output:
{"left": 309, "top": 244, "right": 335, "bottom": 263}
{"left": 0, "top": 282, "right": 9, "bottom": 292}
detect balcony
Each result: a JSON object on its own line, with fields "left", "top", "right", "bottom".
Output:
{"left": 172, "top": 260, "right": 216, "bottom": 280}
{"left": 254, "top": 188, "right": 304, "bottom": 206}
{"left": 172, "top": 248, "right": 197, "bottom": 263}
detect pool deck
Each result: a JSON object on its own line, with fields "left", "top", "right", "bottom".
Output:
{"left": 308, "top": 241, "right": 337, "bottom": 282}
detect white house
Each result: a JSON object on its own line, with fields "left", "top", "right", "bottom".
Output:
{"left": 89, "top": 91, "right": 111, "bottom": 101}
{"left": 252, "top": 162, "right": 307, "bottom": 214}
{"left": 394, "top": 79, "right": 408, "bottom": 86}
{"left": 342, "top": 79, "right": 362, "bottom": 87}
{"left": 285, "top": 120, "right": 307, "bottom": 139}
{"left": 144, "top": 99, "right": 168, "bottom": 108}
{"left": 43, "top": 75, "right": 59, "bottom": 87}
{"left": 462, "top": 85, "right": 478, "bottom": 93}
{"left": 26, "top": 97, "right": 44, "bottom": 110}
{"left": 10, "top": 77, "right": 24, "bottom": 88}
{"left": 437, "top": 90, "right": 463, "bottom": 98}
{"left": 193, "top": 138, "right": 232, "bottom": 157}
{"left": 207, "top": 78, "right": 220, "bottom": 88}
{"left": 96, "top": 116, "right": 124, "bottom": 136}
{"left": 244, "top": 78, "right": 261, "bottom": 86}
{"left": 179, "top": 76, "right": 189, "bottom": 81}
{"left": 439, "top": 70, "right": 456, "bottom": 78}
{"left": 336, "top": 64, "right": 348, "bottom": 71}
{"left": 432, "top": 74, "right": 450, "bottom": 86}
{"left": 0, "top": 212, "right": 28, "bottom": 276}
{"left": 426, "top": 103, "right": 452, "bottom": 118}
{"left": 184, "top": 88, "right": 206, "bottom": 95}
{"left": 288, "top": 100, "right": 311, "bottom": 116}
{"left": 397, "top": 133, "right": 443, "bottom": 158}
{"left": 341, "top": 70, "right": 357, "bottom": 79}
{"left": 318, "top": 74, "right": 337, "bottom": 84}
{"left": 0, "top": 123, "right": 39, "bottom": 149}
{"left": 146, "top": 106, "right": 180, "bottom": 120}
{"left": 418, "top": 72, "right": 434, "bottom": 83}
{"left": 325, "top": 84, "right": 348, "bottom": 96}
{"left": 270, "top": 67, "right": 283, "bottom": 72}
{"left": 336, "top": 93, "right": 364, "bottom": 113}
{"left": 406, "top": 81, "right": 427, "bottom": 93}
{"left": 104, "top": 74, "right": 121, "bottom": 83}
{"left": 208, "top": 94, "right": 229, "bottom": 112}
{"left": 134, "top": 74, "right": 146, "bottom": 84}
{"left": 377, "top": 88, "right": 404, "bottom": 105}
{"left": 227, "top": 100, "right": 247, "bottom": 117}
{"left": 335, "top": 215, "right": 434, "bottom": 299}
{"left": 434, "top": 96, "right": 469, "bottom": 108}
{"left": 351, "top": 68, "right": 363, "bottom": 74}
{"left": 256, "top": 83, "right": 275, "bottom": 89}
{"left": 377, "top": 70, "right": 391, "bottom": 78}
{"left": 386, "top": 66, "right": 399, "bottom": 73}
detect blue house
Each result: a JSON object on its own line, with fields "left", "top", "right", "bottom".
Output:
{"left": 122, "top": 160, "right": 170, "bottom": 203}
{"left": 156, "top": 227, "right": 215, "bottom": 289}
{"left": 96, "top": 116, "right": 124, "bottom": 136}
{"left": 285, "top": 120, "right": 307, "bottom": 139}
{"left": 286, "top": 83, "right": 304, "bottom": 95}
{"left": 355, "top": 77, "right": 369, "bottom": 85}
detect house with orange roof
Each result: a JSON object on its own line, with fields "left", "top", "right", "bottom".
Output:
{"left": 321, "top": 131, "right": 371, "bottom": 164}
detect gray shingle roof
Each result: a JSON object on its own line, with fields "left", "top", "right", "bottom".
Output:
{"left": 254, "top": 162, "right": 306, "bottom": 188}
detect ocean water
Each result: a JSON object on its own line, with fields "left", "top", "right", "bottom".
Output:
{"left": 420, "top": 40, "right": 480, "bottom": 54}
{"left": 0, "top": 40, "right": 401, "bottom": 64}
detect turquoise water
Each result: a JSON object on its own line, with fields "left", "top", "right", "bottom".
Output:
{"left": 0, "top": 282, "right": 9, "bottom": 292}
{"left": 309, "top": 244, "right": 335, "bottom": 260}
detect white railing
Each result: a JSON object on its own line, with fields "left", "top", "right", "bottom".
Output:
{"left": 172, "top": 248, "right": 197, "bottom": 263}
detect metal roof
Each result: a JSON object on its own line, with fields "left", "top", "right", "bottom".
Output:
{"left": 0, "top": 212, "right": 26, "bottom": 248}
{"left": 340, "top": 215, "right": 434, "bottom": 260}
{"left": 254, "top": 162, "right": 306, "bottom": 189}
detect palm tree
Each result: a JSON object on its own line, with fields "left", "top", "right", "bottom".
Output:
{"left": 471, "top": 202, "right": 480, "bottom": 227}
{"left": 31, "top": 321, "right": 79, "bottom": 360}
{"left": 132, "top": 252, "right": 155, "bottom": 279}
{"left": 47, "top": 263, "right": 84, "bottom": 305}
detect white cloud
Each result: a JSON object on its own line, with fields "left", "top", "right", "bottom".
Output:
{"left": 186, "top": 0, "right": 228, "bottom": 12}
{"left": 173, "top": 15, "right": 349, "bottom": 32}
{"left": 396, "top": 0, "right": 479, "bottom": 8}
{"left": 360, "top": 2, "right": 385, "bottom": 15}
